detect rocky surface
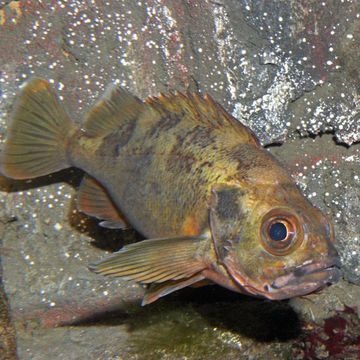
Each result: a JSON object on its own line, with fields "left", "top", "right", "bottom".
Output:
{"left": 0, "top": 1, "right": 359, "bottom": 359}
{"left": 0, "top": 279, "right": 16, "bottom": 359}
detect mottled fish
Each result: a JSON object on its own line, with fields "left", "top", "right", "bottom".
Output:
{"left": 0, "top": 79, "right": 340, "bottom": 305}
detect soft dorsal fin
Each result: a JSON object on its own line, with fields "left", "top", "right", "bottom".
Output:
{"left": 83, "top": 85, "right": 145, "bottom": 137}
{"left": 145, "top": 92, "right": 259, "bottom": 146}
{"left": 77, "top": 175, "right": 129, "bottom": 230}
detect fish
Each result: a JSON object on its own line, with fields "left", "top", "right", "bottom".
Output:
{"left": 0, "top": 79, "right": 341, "bottom": 305}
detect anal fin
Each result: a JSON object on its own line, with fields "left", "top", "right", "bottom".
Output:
{"left": 77, "top": 175, "right": 129, "bottom": 230}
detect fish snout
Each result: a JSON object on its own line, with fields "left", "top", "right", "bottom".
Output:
{"left": 263, "top": 256, "right": 341, "bottom": 300}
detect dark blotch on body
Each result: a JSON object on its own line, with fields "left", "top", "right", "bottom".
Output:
{"left": 167, "top": 148, "right": 197, "bottom": 174}
{"left": 215, "top": 188, "right": 243, "bottom": 220}
{"left": 115, "top": 120, "right": 137, "bottom": 153}
{"left": 97, "top": 120, "right": 137, "bottom": 158}
{"left": 184, "top": 125, "right": 215, "bottom": 149}
{"left": 229, "top": 144, "right": 258, "bottom": 174}
{"left": 149, "top": 112, "right": 183, "bottom": 138}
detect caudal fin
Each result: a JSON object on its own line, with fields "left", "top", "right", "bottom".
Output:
{"left": 0, "top": 79, "right": 76, "bottom": 179}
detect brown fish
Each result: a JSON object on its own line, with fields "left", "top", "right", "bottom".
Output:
{"left": 0, "top": 79, "right": 340, "bottom": 305}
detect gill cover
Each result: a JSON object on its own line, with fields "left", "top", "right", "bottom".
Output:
{"left": 209, "top": 184, "right": 258, "bottom": 295}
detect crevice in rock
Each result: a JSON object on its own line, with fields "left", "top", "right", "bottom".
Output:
{"left": 60, "top": 26, "right": 82, "bottom": 63}
{"left": 264, "top": 141, "right": 284, "bottom": 149}
{"left": 295, "top": 129, "right": 359, "bottom": 149}
{"left": 265, "top": 128, "right": 360, "bottom": 151}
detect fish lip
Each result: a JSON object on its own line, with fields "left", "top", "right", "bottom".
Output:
{"left": 266, "top": 257, "right": 341, "bottom": 299}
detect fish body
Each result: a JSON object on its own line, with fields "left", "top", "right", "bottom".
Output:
{"left": 72, "top": 90, "right": 259, "bottom": 239}
{"left": 0, "top": 79, "right": 340, "bottom": 305}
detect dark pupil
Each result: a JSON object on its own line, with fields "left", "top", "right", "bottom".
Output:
{"left": 269, "top": 222, "right": 287, "bottom": 241}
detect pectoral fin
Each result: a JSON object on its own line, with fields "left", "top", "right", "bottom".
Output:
{"left": 77, "top": 175, "right": 129, "bottom": 229}
{"left": 89, "top": 235, "right": 209, "bottom": 297}
{"left": 142, "top": 274, "right": 206, "bottom": 305}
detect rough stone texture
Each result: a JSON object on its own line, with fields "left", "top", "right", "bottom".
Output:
{"left": 0, "top": 1, "right": 359, "bottom": 359}
{"left": 0, "top": 280, "right": 16, "bottom": 359}
{"left": 290, "top": 279, "right": 360, "bottom": 323}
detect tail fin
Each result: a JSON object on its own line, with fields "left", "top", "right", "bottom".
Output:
{"left": 0, "top": 79, "right": 76, "bottom": 179}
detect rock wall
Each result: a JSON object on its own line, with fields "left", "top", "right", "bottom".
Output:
{"left": 0, "top": 1, "right": 359, "bottom": 359}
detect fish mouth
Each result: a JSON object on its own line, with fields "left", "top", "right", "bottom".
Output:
{"left": 264, "top": 257, "right": 341, "bottom": 300}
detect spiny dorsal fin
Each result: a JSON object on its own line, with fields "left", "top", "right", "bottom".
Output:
{"left": 145, "top": 91, "right": 259, "bottom": 145}
{"left": 83, "top": 85, "right": 145, "bottom": 138}
{"left": 89, "top": 235, "right": 208, "bottom": 284}
{"left": 77, "top": 175, "right": 129, "bottom": 230}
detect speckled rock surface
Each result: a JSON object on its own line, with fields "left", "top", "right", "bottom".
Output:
{"left": 0, "top": 1, "right": 359, "bottom": 359}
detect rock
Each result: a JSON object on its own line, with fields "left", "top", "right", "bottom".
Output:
{"left": 0, "top": 281, "right": 16, "bottom": 360}
{"left": 290, "top": 279, "right": 360, "bottom": 323}
{"left": 0, "top": 1, "right": 359, "bottom": 359}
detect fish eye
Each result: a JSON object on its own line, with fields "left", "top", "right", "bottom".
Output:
{"left": 269, "top": 221, "right": 288, "bottom": 241}
{"left": 261, "top": 210, "right": 303, "bottom": 256}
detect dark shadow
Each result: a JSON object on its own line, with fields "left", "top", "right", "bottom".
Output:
{"left": 296, "top": 129, "right": 359, "bottom": 149}
{"left": 0, "top": 167, "right": 84, "bottom": 193}
{"left": 62, "top": 305, "right": 134, "bottom": 327}
{"left": 0, "top": 168, "right": 142, "bottom": 252}
{"left": 166, "top": 286, "right": 301, "bottom": 342}
{"left": 69, "top": 285, "right": 301, "bottom": 342}
{"left": 67, "top": 196, "right": 143, "bottom": 252}
{"left": 264, "top": 141, "right": 284, "bottom": 148}
{"left": 189, "top": 287, "right": 300, "bottom": 342}
{"left": 0, "top": 167, "right": 83, "bottom": 225}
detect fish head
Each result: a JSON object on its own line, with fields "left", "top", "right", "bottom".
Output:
{"left": 209, "top": 183, "right": 341, "bottom": 300}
